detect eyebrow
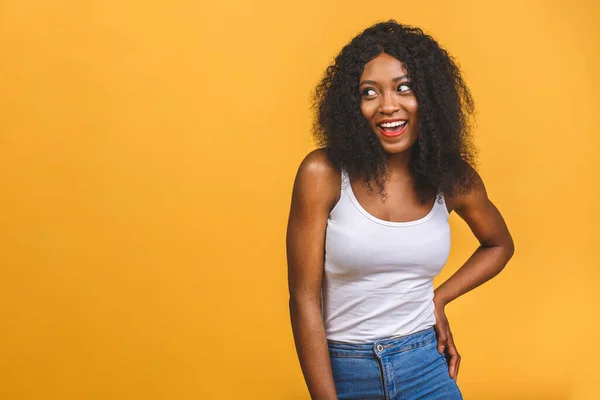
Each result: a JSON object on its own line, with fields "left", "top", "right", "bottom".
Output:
{"left": 359, "top": 75, "right": 409, "bottom": 86}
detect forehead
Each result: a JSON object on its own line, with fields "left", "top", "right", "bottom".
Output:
{"left": 360, "top": 53, "right": 407, "bottom": 80}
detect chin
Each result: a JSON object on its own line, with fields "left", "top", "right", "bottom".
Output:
{"left": 380, "top": 142, "right": 414, "bottom": 155}
{"left": 372, "top": 130, "right": 416, "bottom": 155}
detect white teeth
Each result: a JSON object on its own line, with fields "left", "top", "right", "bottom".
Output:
{"left": 380, "top": 120, "right": 407, "bottom": 128}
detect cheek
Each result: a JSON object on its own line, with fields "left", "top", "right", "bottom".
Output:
{"left": 360, "top": 102, "right": 376, "bottom": 122}
{"left": 406, "top": 98, "right": 419, "bottom": 114}
{"left": 405, "top": 100, "right": 419, "bottom": 128}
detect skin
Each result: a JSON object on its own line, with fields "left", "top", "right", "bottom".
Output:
{"left": 287, "top": 53, "right": 514, "bottom": 399}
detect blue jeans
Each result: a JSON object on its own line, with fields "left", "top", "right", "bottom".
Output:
{"left": 327, "top": 327, "right": 463, "bottom": 399}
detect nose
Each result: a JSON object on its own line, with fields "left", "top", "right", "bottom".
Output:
{"left": 378, "top": 92, "right": 400, "bottom": 114}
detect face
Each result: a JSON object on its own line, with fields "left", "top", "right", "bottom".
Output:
{"left": 359, "top": 53, "right": 419, "bottom": 155}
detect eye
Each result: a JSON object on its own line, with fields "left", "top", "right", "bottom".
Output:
{"left": 361, "top": 88, "right": 377, "bottom": 97}
{"left": 398, "top": 83, "right": 411, "bottom": 92}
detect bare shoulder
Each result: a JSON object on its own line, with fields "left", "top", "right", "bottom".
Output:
{"left": 297, "top": 147, "right": 339, "bottom": 180}
{"left": 291, "top": 147, "right": 341, "bottom": 215}
{"left": 444, "top": 161, "right": 488, "bottom": 213}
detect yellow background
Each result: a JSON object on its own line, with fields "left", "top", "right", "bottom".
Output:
{"left": 1, "top": 0, "right": 598, "bottom": 398}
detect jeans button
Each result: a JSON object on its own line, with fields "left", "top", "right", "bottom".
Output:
{"left": 376, "top": 344, "right": 384, "bottom": 352}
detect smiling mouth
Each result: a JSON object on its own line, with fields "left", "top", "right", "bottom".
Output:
{"left": 377, "top": 120, "right": 408, "bottom": 137}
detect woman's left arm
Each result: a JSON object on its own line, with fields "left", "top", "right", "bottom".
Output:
{"left": 433, "top": 168, "right": 515, "bottom": 380}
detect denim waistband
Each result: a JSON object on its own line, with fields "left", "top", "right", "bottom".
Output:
{"left": 327, "top": 326, "right": 436, "bottom": 358}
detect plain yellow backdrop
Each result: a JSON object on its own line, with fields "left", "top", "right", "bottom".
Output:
{"left": 1, "top": 0, "right": 598, "bottom": 399}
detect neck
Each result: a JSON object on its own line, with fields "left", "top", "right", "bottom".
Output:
{"left": 384, "top": 150, "right": 413, "bottom": 180}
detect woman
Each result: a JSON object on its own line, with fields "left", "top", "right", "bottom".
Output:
{"left": 286, "top": 20, "right": 514, "bottom": 399}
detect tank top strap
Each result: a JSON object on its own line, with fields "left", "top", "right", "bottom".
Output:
{"left": 340, "top": 167, "right": 350, "bottom": 193}
{"left": 435, "top": 190, "right": 450, "bottom": 218}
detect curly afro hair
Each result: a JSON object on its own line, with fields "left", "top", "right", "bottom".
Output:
{"left": 311, "top": 20, "right": 479, "bottom": 203}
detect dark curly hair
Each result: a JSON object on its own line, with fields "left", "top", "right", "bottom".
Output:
{"left": 311, "top": 20, "right": 478, "bottom": 203}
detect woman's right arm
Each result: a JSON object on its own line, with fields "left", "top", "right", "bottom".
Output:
{"left": 286, "top": 148, "right": 340, "bottom": 400}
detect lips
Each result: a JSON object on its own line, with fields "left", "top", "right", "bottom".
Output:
{"left": 377, "top": 119, "right": 408, "bottom": 138}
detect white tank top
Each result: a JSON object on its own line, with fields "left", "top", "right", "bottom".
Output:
{"left": 322, "top": 167, "right": 451, "bottom": 343}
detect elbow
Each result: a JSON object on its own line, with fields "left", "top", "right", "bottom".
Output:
{"left": 507, "top": 237, "right": 515, "bottom": 259}
{"left": 501, "top": 238, "right": 515, "bottom": 268}
{"left": 488, "top": 238, "right": 515, "bottom": 274}
{"left": 289, "top": 294, "right": 321, "bottom": 310}
{"left": 288, "top": 294, "right": 322, "bottom": 319}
